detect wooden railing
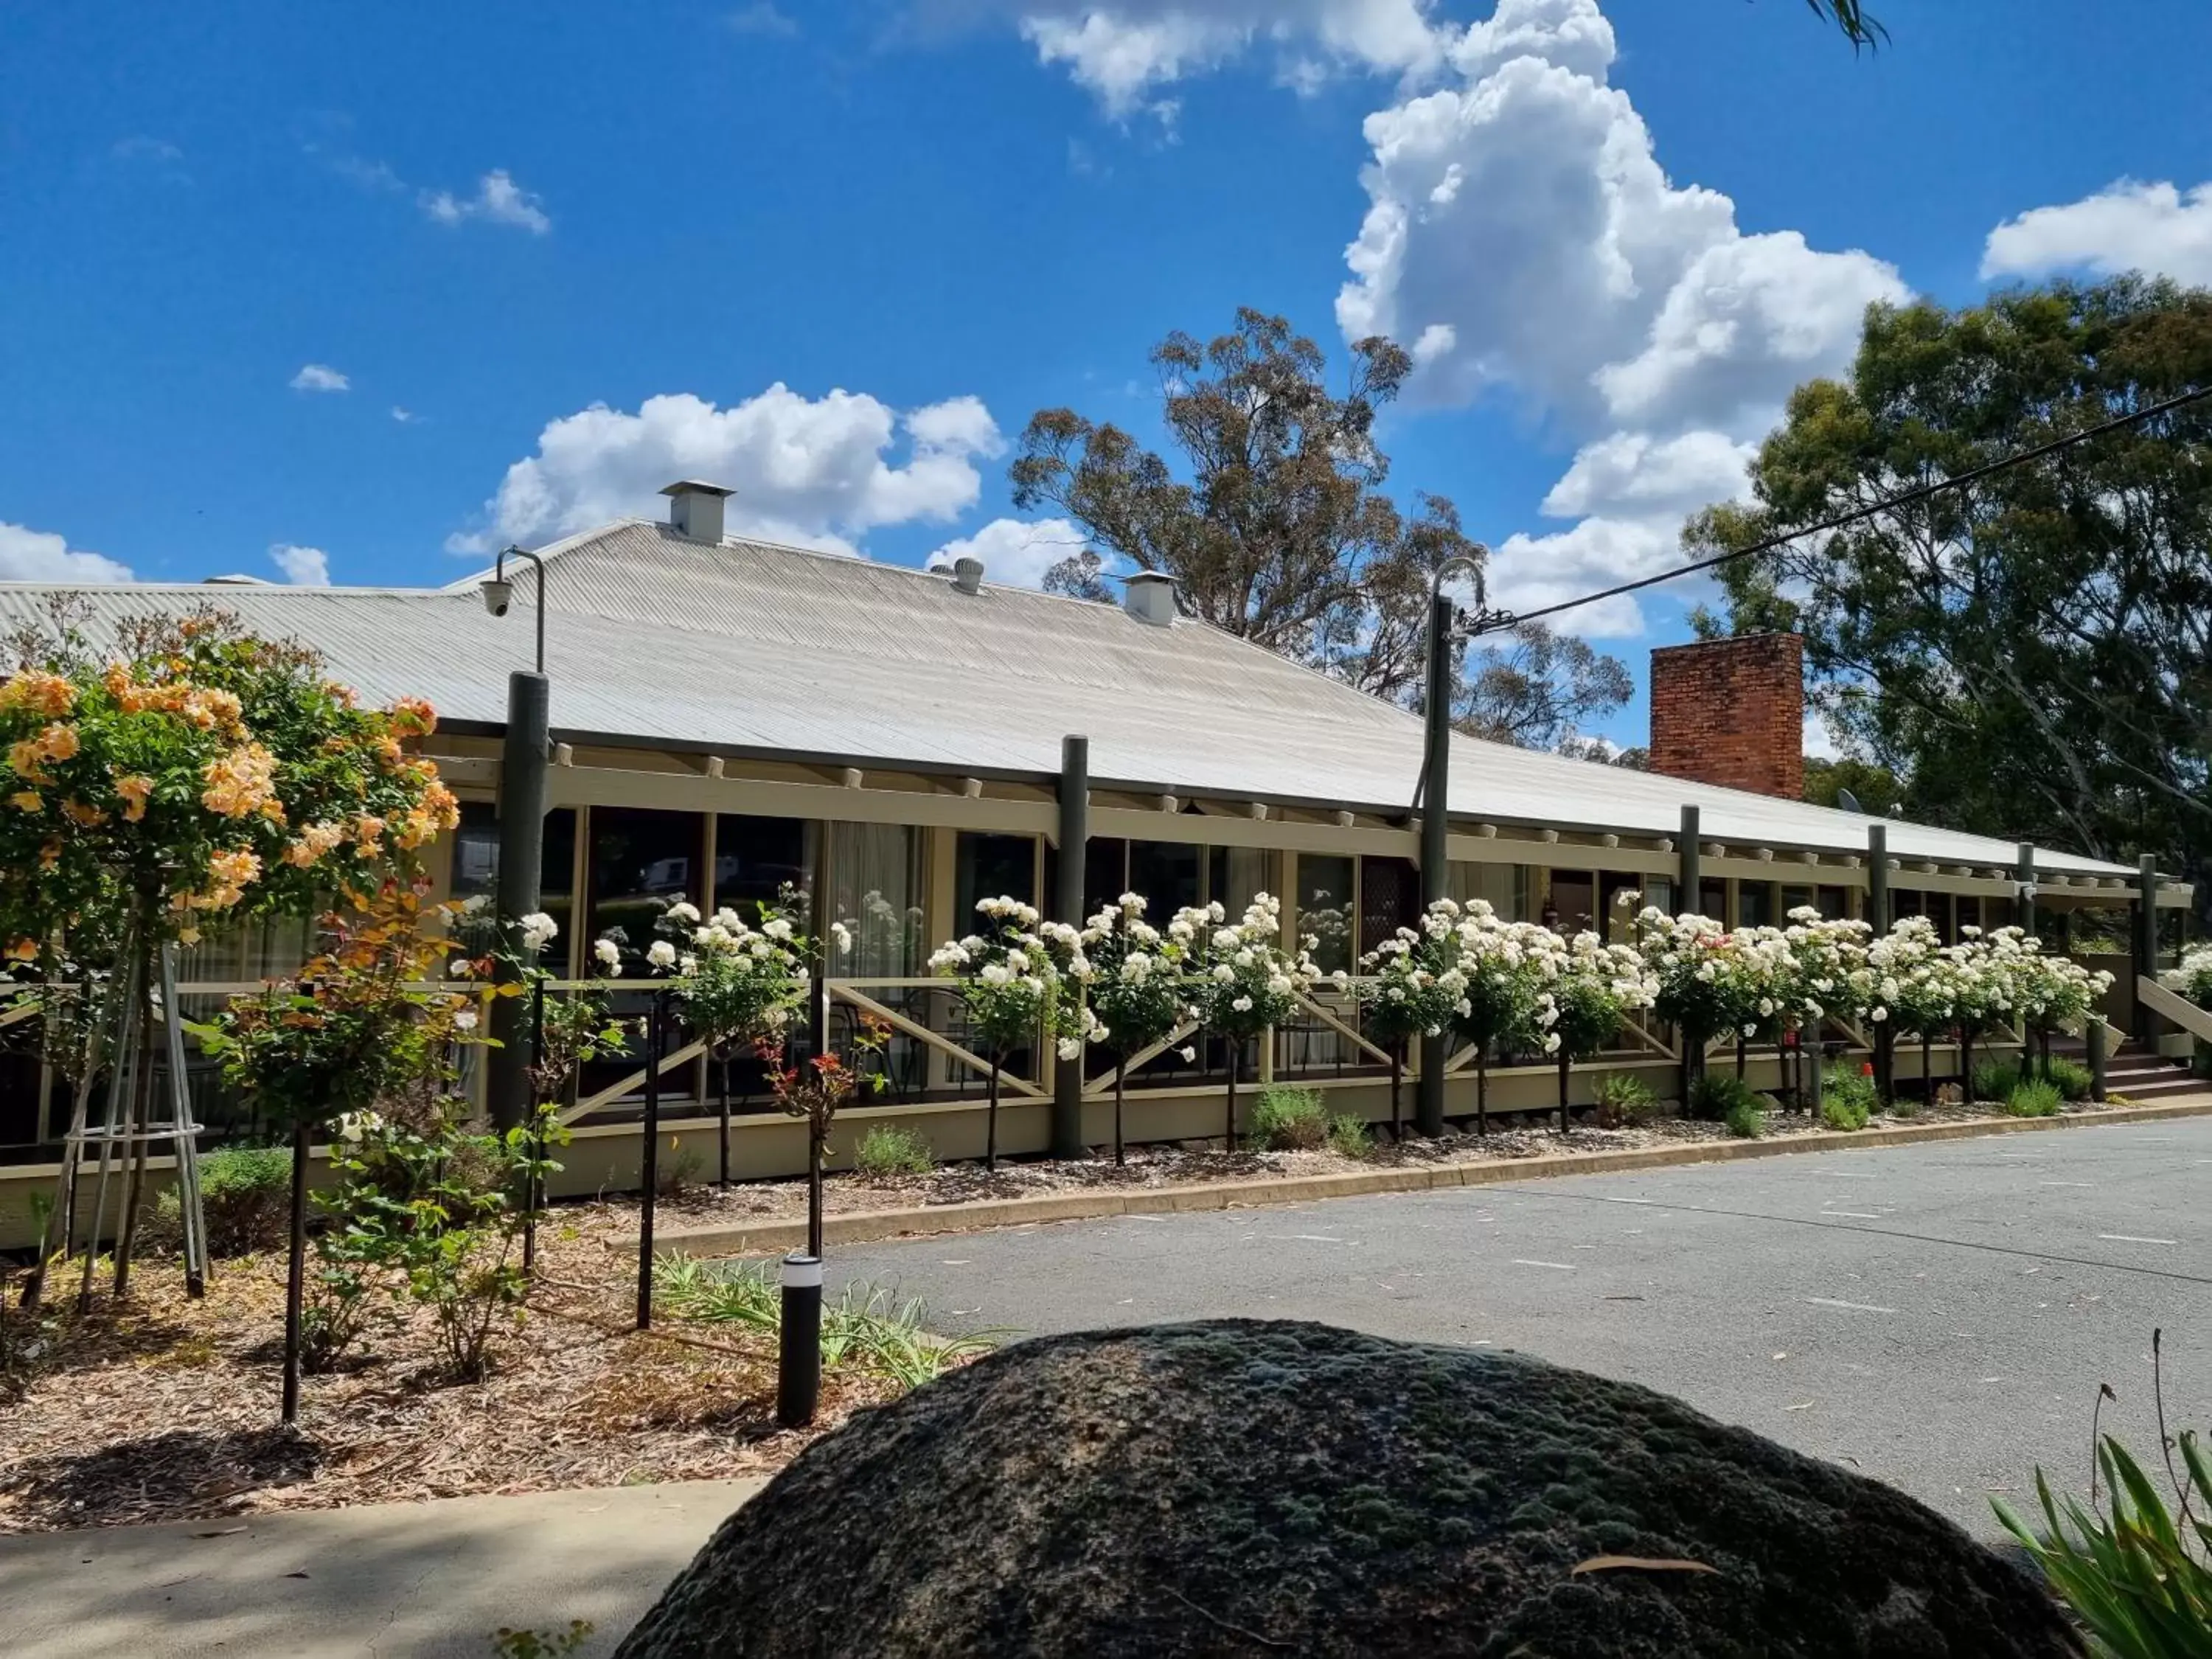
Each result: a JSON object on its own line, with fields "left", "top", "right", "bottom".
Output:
{"left": 2138, "top": 975, "right": 2212, "bottom": 1045}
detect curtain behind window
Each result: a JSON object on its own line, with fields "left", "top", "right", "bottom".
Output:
{"left": 833, "top": 822, "right": 925, "bottom": 978}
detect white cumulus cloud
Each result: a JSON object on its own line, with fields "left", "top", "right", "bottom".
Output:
{"left": 459, "top": 385, "right": 1006, "bottom": 555}
{"left": 1334, "top": 0, "right": 1905, "bottom": 635}
{"left": 268, "top": 543, "right": 332, "bottom": 586}
{"left": 1982, "top": 178, "right": 2212, "bottom": 286}
{"left": 1002, "top": 0, "right": 1443, "bottom": 115}
{"left": 422, "top": 169, "right": 551, "bottom": 234}
{"left": 926, "top": 517, "right": 1096, "bottom": 589}
{"left": 290, "top": 363, "right": 350, "bottom": 393}
{"left": 0, "top": 522, "right": 133, "bottom": 583}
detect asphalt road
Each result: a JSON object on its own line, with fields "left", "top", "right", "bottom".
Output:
{"left": 830, "top": 1116, "right": 2212, "bottom": 1536}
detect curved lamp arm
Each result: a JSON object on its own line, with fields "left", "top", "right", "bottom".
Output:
{"left": 493, "top": 545, "right": 549, "bottom": 675}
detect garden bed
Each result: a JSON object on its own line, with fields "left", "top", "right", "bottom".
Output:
{"left": 635, "top": 1093, "right": 2141, "bottom": 1226}
{"left": 0, "top": 1210, "right": 932, "bottom": 1536}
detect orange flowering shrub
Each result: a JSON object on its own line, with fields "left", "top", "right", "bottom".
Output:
{"left": 0, "top": 603, "right": 459, "bottom": 954}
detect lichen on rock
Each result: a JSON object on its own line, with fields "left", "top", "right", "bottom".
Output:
{"left": 616, "top": 1318, "right": 2081, "bottom": 1658}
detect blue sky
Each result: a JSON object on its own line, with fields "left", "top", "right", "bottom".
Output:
{"left": 4, "top": 0, "right": 2210, "bottom": 751}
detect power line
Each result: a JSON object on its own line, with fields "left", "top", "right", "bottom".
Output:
{"left": 1481, "top": 382, "right": 2212, "bottom": 636}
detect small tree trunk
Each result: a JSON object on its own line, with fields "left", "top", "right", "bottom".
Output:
{"left": 1557, "top": 1052, "right": 1571, "bottom": 1136}
{"left": 281, "top": 1112, "right": 309, "bottom": 1425}
{"left": 807, "top": 1123, "right": 824, "bottom": 1260}
{"left": 1113, "top": 1056, "right": 1127, "bottom": 1168}
{"left": 1225, "top": 1039, "right": 1239, "bottom": 1151}
{"left": 1735, "top": 1035, "right": 1747, "bottom": 1082}
{"left": 1389, "top": 1043, "right": 1403, "bottom": 1142}
{"left": 986, "top": 1054, "right": 1001, "bottom": 1172}
{"left": 1921, "top": 1034, "right": 1933, "bottom": 1104}
{"left": 718, "top": 1050, "right": 733, "bottom": 1189}
{"left": 113, "top": 945, "right": 158, "bottom": 1299}
{"left": 1476, "top": 1048, "right": 1489, "bottom": 1137}
{"left": 1960, "top": 1029, "right": 1975, "bottom": 1100}
{"left": 1873, "top": 1026, "right": 1893, "bottom": 1107}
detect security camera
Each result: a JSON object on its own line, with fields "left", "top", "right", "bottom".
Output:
{"left": 481, "top": 577, "right": 513, "bottom": 617}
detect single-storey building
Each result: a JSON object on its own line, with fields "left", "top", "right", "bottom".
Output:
{"left": 0, "top": 480, "right": 2191, "bottom": 1206}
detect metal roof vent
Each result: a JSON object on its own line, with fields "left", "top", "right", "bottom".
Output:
{"left": 660, "top": 479, "right": 734, "bottom": 544}
{"left": 1124, "top": 569, "right": 1178, "bottom": 627}
{"left": 950, "top": 555, "right": 985, "bottom": 596}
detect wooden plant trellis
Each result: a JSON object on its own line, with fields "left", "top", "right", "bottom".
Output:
{"left": 24, "top": 936, "right": 211, "bottom": 1310}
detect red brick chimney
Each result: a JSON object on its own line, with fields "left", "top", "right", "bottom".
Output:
{"left": 1647, "top": 633, "right": 1804, "bottom": 799}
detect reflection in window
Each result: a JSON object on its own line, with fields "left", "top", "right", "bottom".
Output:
{"left": 714, "top": 814, "right": 815, "bottom": 927}
{"left": 1599, "top": 872, "right": 1642, "bottom": 942}
{"left": 1700, "top": 878, "right": 1729, "bottom": 926}
{"left": 1298, "top": 855, "right": 1354, "bottom": 975}
{"left": 1547, "top": 872, "right": 1595, "bottom": 935}
{"left": 450, "top": 802, "right": 578, "bottom": 973}
{"left": 1083, "top": 838, "right": 1129, "bottom": 919}
{"left": 1738, "top": 883, "right": 1773, "bottom": 930}
{"left": 1358, "top": 856, "right": 1416, "bottom": 958}
{"left": 838, "top": 823, "right": 927, "bottom": 977}
{"left": 586, "top": 808, "right": 705, "bottom": 966}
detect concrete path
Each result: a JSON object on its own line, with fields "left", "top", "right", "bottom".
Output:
{"left": 829, "top": 1115, "right": 2212, "bottom": 1537}
{"left": 0, "top": 1476, "right": 761, "bottom": 1658}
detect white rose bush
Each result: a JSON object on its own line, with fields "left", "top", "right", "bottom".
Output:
{"left": 928, "top": 897, "right": 1088, "bottom": 1170}
{"left": 1863, "top": 917, "right": 1950, "bottom": 1105}
{"left": 2010, "top": 931, "right": 2112, "bottom": 1080}
{"left": 1455, "top": 905, "right": 1563, "bottom": 1134}
{"left": 655, "top": 892, "right": 850, "bottom": 1187}
{"left": 1178, "top": 894, "right": 1319, "bottom": 1148}
{"left": 1534, "top": 929, "right": 1658, "bottom": 1135}
{"left": 1080, "top": 894, "right": 1196, "bottom": 1164}
{"left": 1357, "top": 899, "right": 1468, "bottom": 1138}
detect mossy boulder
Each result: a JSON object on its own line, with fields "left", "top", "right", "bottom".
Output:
{"left": 616, "top": 1319, "right": 2079, "bottom": 1658}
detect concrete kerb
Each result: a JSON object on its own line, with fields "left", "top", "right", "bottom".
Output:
{"left": 653, "top": 1096, "right": 2212, "bottom": 1260}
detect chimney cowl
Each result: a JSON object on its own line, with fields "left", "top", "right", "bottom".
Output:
{"left": 1124, "top": 569, "right": 1178, "bottom": 627}
{"left": 950, "top": 555, "right": 985, "bottom": 595}
{"left": 660, "top": 479, "right": 735, "bottom": 543}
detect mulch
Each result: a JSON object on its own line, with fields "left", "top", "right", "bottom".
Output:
{"left": 0, "top": 1211, "right": 893, "bottom": 1535}
{"left": 637, "top": 1092, "right": 2138, "bottom": 1227}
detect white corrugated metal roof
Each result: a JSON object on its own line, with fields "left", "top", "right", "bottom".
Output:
{"left": 0, "top": 520, "right": 2132, "bottom": 876}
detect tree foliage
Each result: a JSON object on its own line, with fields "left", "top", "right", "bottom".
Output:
{"left": 1011, "top": 307, "right": 1630, "bottom": 750}
{"left": 1684, "top": 276, "right": 2212, "bottom": 904}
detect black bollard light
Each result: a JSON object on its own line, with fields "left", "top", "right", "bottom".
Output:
{"left": 778, "top": 1251, "right": 823, "bottom": 1428}
{"left": 636, "top": 990, "right": 664, "bottom": 1332}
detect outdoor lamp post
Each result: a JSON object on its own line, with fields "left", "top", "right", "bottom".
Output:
{"left": 484, "top": 545, "right": 551, "bottom": 1132}
{"left": 1413, "top": 556, "right": 1508, "bottom": 1138}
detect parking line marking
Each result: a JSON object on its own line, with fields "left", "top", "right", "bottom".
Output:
{"left": 1819, "top": 1210, "right": 1883, "bottom": 1220}
{"left": 2039, "top": 1180, "right": 2093, "bottom": 1188}
{"left": 1511, "top": 1259, "right": 1579, "bottom": 1272}
{"left": 1806, "top": 1297, "right": 1897, "bottom": 1314}
{"left": 2098, "top": 1234, "right": 2177, "bottom": 1246}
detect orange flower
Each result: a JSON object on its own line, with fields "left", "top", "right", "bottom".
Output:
{"left": 4, "top": 939, "right": 36, "bottom": 963}
{"left": 283, "top": 820, "right": 346, "bottom": 869}
{"left": 0, "top": 669, "right": 76, "bottom": 718}
{"left": 355, "top": 814, "right": 386, "bottom": 849}
{"left": 389, "top": 695, "right": 437, "bottom": 737}
{"left": 9, "top": 721, "right": 78, "bottom": 779}
{"left": 60, "top": 798, "right": 108, "bottom": 828}
{"left": 201, "top": 743, "right": 279, "bottom": 818}
{"left": 7, "top": 790, "right": 41, "bottom": 814}
{"left": 112, "top": 773, "right": 153, "bottom": 822}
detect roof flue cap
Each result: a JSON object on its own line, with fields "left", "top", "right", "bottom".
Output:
{"left": 951, "top": 556, "right": 985, "bottom": 596}
{"left": 661, "top": 479, "right": 734, "bottom": 544}
{"left": 1124, "top": 569, "right": 1178, "bottom": 627}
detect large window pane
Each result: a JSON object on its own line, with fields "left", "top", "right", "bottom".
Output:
{"left": 1739, "top": 883, "right": 1774, "bottom": 930}
{"left": 713, "top": 813, "right": 815, "bottom": 927}
{"left": 451, "top": 801, "right": 578, "bottom": 970}
{"left": 1358, "top": 856, "right": 1417, "bottom": 958}
{"left": 1700, "top": 877, "right": 1729, "bottom": 925}
{"left": 1449, "top": 861, "right": 1524, "bottom": 921}
{"left": 1599, "top": 872, "right": 1643, "bottom": 942}
{"left": 1298, "top": 855, "right": 1355, "bottom": 975}
{"left": 956, "top": 832, "right": 1037, "bottom": 938}
{"left": 839, "top": 823, "right": 927, "bottom": 976}
{"left": 1207, "top": 847, "right": 1276, "bottom": 917}
{"left": 586, "top": 808, "right": 705, "bottom": 967}
{"left": 1545, "top": 872, "right": 1595, "bottom": 935}
{"left": 1082, "top": 838, "right": 1128, "bottom": 919}
{"left": 1130, "top": 841, "right": 1202, "bottom": 916}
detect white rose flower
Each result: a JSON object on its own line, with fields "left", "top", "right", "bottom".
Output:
{"left": 666, "top": 901, "right": 700, "bottom": 926}
{"left": 453, "top": 1006, "right": 480, "bottom": 1032}
{"left": 647, "top": 940, "right": 677, "bottom": 970}
{"left": 1231, "top": 995, "right": 1253, "bottom": 1013}
{"left": 594, "top": 938, "right": 623, "bottom": 970}
{"left": 1179, "top": 1046, "right": 1197, "bottom": 1062}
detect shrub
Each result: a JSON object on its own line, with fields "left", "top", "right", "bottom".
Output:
{"left": 1325, "top": 1114, "right": 1374, "bottom": 1160}
{"left": 1249, "top": 1087, "right": 1328, "bottom": 1152}
{"left": 1724, "top": 1095, "right": 1767, "bottom": 1139}
{"left": 855, "top": 1124, "right": 933, "bottom": 1177}
{"left": 1591, "top": 1071, "right": 1658, "bottom": 1130}
{"left": 2006, "top": 1079, "right": 2063, "bottom": 1119}
{"left": 148, "top": 1145, "right": 292, "bottom": 1257}
{"left": 1973, "top": 1060, "right": 2022, "bottom": 1105}
{"left": 1688, "top": 1071, "right": 1760, "bottom": 1124}
{"left": 2047, "top": 1056, "right": 2094, "bottom": 1102}
{"left": 1823, "top": 1064, "right": 1879, "bottom": 1121}
{"left": 1820, "top": 1088, "right": 1870, "bottom": 1132}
